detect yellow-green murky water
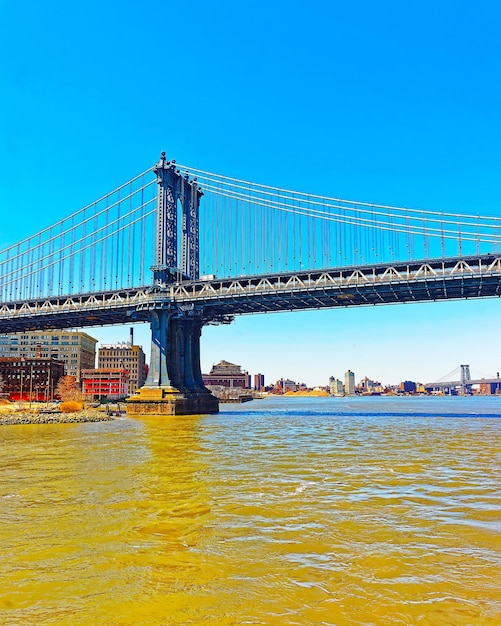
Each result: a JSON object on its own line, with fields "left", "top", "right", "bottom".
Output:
{"left": 1, "top": 396, "right": 500, "bottom": 625}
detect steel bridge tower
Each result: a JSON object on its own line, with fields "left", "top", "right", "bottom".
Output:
{"left": 459, "top": 364, "right": 472, "bottom": 396}
{"left": 151, "top": 151, "right": 201, "bottom": 284}
{"left": 127, "top": 153, "right": 219, "bottom": 415}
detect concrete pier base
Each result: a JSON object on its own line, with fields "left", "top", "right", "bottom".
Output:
{"left": 126, "top": 386, "right": 219, "bottom": 416}
{"left": 126, "top": 307, "right": 219, "bottom": 416}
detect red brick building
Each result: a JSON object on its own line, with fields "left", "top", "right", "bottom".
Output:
{"left": 0, "top": 357, "right": 65, "bottom": 401}
{"left": 81, "top": 369, "right": 129, "bottom": 400}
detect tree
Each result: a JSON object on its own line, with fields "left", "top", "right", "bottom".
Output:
{"left": 55, "top": 375, "right": 83, "bottom": 403}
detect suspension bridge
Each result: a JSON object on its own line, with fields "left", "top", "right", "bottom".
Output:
{"left": 425, "top": 365, "right": 501, "bottom": 395}
{"left": 1, "top": 152, "right": 500, "bottom": 413}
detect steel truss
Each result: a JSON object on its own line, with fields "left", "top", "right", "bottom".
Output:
{"left": 0, "top": 254, "right": 500, "bottom": 334}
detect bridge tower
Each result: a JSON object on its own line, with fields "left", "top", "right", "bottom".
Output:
{"left": 151, "top": 151, "right": 201, "bottom": 284}
{"left": 460, "top": 364, "right": 472, "bottom": 396}
{"left": 127, "top": 153, "right": 218, "bottom": 415}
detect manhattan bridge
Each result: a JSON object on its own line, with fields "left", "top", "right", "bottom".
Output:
{"left": 0, "top": 153, "right": 500, "bottom": 413}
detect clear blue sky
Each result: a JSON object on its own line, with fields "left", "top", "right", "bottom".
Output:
{"left": 1, "top": 0, "right": 500, "bottom": 386}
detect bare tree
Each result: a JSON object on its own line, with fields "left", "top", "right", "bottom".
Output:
{"left": 55, "top": 376, "right": 83, "bottom": 403}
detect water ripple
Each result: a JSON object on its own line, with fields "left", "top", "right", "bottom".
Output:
{"left": 0, "top": 396, "right": 499, "bottom": 624}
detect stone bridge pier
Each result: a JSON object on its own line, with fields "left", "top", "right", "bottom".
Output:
{"left": 127, "top": 308, "right": 218, "bottom": 415}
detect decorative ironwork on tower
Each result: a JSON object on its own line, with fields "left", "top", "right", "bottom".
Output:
{"left": 151, "top": 151, "right": 202, "bottom": 285}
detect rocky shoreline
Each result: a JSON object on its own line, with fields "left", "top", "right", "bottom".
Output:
{"left": 0, "top": 409, "right": 116, "bottom": 425}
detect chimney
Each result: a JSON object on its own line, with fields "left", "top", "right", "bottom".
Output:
{"left": 129, "top": 327, "right": 134, "bottom": 347}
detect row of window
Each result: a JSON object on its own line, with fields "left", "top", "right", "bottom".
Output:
{"left": 0, "top": 341, "right": 80, "bottom": 352}
{"left": 2, "top": 336, "right": 76, "bottom": 341}
{"left": 6, "top": 373, "right": 52, "bottom": 379}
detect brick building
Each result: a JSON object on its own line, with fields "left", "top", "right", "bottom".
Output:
{"left": 254, "top": 373, "right": 265, "bottom": 391}
{"left": 0, "top": 331, "right": 97, "bottom": 383}
{"left": 202, "top": 360, "right": 248, "bottom": 388}
{"left": 97, "top": 329, "right": 147, "bottom": 394}
{"left": 0, "top": 357, "right": 65, "bottom": 401}
{"left": 81, "top": 369, "right": 129, "bottom": 401}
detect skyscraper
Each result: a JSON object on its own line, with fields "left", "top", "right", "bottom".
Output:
{"left": 344, "top": 369, "right": 355, "bottom": 395}
{"left": 254, "top": 373, "right": 265, "bottom": 390}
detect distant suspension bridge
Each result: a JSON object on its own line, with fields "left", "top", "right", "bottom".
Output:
{"left": 426, "top": 365, "right": 501, "bottom": 395}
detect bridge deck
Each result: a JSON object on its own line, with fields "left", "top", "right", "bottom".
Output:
{"left": 0, "top": 254, "right": 500, "bottom": 333}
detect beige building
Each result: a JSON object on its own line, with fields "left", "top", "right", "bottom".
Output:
{"left": 98, "top": 340, "right": 147, "bottom": 395}
{"left": 0, "top": 331, "right": 97, "bottom": 383}
{"left": 202, "top": 360, "right": 248, "bottom": 388}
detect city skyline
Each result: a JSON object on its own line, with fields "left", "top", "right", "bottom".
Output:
{"left": 1, "top": 1, "right": 500, "bottom": 387}
{"left": 87, "top": 314, "right": 497, "bottom": 390}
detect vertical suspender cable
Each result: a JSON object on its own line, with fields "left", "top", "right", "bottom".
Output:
{"left": 116, "top": 188, "right": 121, "bottom": 289}
{"left": 58, "top": 223, "right": 64, "bottom": 296}
{"left": 298, "top": 194, "right": 302, "bottom": 271}
{"left": 440, "top": 212, "right": 445, "bottom": 257}
{"left": 475, "top": 216, "right": 480, "bottom": 255}
{"left": 103, "top": 194, "right": 109, "bottom": 291}
{"left": 214, "top": 183, "right": 218, "bottom": 275}
{"left": 69, "top": 215, "right": 75, "bottom": 292}
{"left": 128, "top": 180, "right": 133, "bottom": 287}
{"left": 92, "top": 202, "right": 98, "bottom": 291}
{"left": 423, "top": 212, "right": 429, "bottom": 258}
{"left": 140, "top": 178, "right": 145, "bottom": 285}
{"left": 80, "top": 208, "right": 86, "bottom": 292}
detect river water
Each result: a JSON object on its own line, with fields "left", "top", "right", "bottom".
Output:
{"left": 1, "top": 396, "right": 500, "bottom": 625}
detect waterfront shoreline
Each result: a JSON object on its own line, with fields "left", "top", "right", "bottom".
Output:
{"left": 0, "top": 410, "right": 115, "bottom": 425}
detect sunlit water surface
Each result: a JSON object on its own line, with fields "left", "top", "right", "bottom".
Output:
{"left": 1, "top": 396, "right": 500, "bottom": 625}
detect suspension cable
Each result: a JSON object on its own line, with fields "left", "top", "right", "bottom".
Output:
{"left": 177, "top": 163, "right": 500, "bottom": 223}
